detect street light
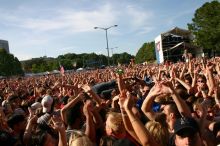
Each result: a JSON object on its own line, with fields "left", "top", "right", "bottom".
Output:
{"left": 110, "top": 47, "right": 118, "bottom": 57}
{"left": 110, "top": 47, "right": 118, "bottom": 66}
{"left": 94, "top": 25, "right": 118, "bottom": 66}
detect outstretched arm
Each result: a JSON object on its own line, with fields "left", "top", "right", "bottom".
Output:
{"left": 162, "top": 82, "right": 191, "bottom": 117}
{"left": 61, "top": 93, "right": 84, "bottom": 125}
{"left": 124, "top": 91, "right": 160, "bottom": 146}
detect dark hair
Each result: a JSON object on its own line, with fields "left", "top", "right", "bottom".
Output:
{"left": 184, "top": 74, "right": 192, "bottom": 84}
{"left": 38, "top": 124, "right": 58, "bottom": 140}
{"left": 60, "top": 96, "right": 69, "bottom": 105}
{"left": 8, "top": 95, "right": 19, "bottom": 102}
{"left": 66, "top": 101, "right": 83, "bottom": 127}
{"left": 168, "top": 103, "right": 181, "bottom": 119}
{"left": 31, "top": 130, "right": 48, "bottom": 146}
{"left": 175, "top": 88, "right": 189, "bottom": 100}
{"left": 99, "top": 136, "right": 115, "bottom": 146}
{"left": 197, "top": 74, "right": 206, "bottom": 82}
{"left": 7, "top": 114, "right": 25, "bottom": 129}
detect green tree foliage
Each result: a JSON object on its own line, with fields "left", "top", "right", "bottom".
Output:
{"left": 22, "top": 52, "right": 133, "bottom": 73}
{"left": 22, "top": 57, "right": 59, "bottom": 73}
{"left": 0, "top": 49, "right": 24, "bottom": 76}
{"left": 188, "top": 1, "right": 220, "bottom": 55}
{"left": 135, "top": 42, "right": 155, "bottom": 63}
{"left": 112, "top": 52, "right": 134, "bottom": 65}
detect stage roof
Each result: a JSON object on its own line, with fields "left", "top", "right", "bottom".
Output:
{"left": 161, "top": 27, "right": 192, "bottom": 39}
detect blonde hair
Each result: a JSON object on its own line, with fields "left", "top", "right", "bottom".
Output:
{"left": 106, "top": 112, "right": 125, "bottom": 134}
{"left": 69, "top": 130, "right": 93, "bottom": 146}
{"left": 145, "top": 121, "right": 169, "bottom": 146}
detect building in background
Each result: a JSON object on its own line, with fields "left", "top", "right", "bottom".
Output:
{"left": 155, "top": 27, "right": 203, "bottom": 64}
{"left": 0, "top": 39, "right": 10, "bottom": 53}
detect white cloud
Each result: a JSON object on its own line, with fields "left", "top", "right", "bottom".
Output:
{"left": 0, "top": 3, "right": 117, "bottom": 34}
{"left": 126, "top": 5, "right": 153, "bottom": 28}
{"left": 0, "top": 1, "right": 157, "bottom": 60}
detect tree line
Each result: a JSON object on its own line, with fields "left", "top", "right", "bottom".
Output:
{"left": 0, "top": 49, "right": 24, "bottom": 76}
{"left": 21, "top": 52, "right": 134, "bottom": 73}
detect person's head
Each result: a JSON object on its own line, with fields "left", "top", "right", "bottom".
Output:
{"left": 174, "top": 117, "right": 202, "bottom": 146}
{"left": 69, "top": 130, "right": 93, "bottom": 146}
{"left": 162, "top": 103, "right": 181, "bottom": 131}
{"left": 41, "top": 95, "right": 53, "bottom": 113}
{"left": 184, "top": 74, "right": 192, "bottom": 85}
{"left": 175, "top": 88, "right": 189, "bottom": 100}
{"left": 105, "top": 112, "right": 126, "bottom": 138}
{"left": 31, "top": 130, "right": 57, "bottom": 146}
{"left": 99, "top": 136, "right": 115, "bottom": 146}
{"left": 7, "top": 114, "right": 26, "bottom": 133}
{"left": 31, "top": 102, "right": 42, "bottom": 112}
{"left": 140, "top": 85, "right": 150, "bottom": 97}
{"left": 7, "top": 95, "right": 21, "bottom": 110}
{"left": 145, "top": 121, "right": 169, "bottom": 146}
{"left": 66, "top": 101, "right": 84, "bottom": 129}
{"left": 197, "top": 75, "right": 207, "bottom": 88}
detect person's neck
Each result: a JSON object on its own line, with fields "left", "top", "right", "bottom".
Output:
{"left": 168, "top": 121, "right": 174, "bottom": 133}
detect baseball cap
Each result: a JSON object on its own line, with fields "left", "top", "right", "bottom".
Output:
{"left": 41, "top": 95, "right": 53, "bottom": 113}
{"left": 31, "top": 102, "right": 42, "bottom": 111}
{"left": 174, "top": 117, "right": 199, "bottom": 136}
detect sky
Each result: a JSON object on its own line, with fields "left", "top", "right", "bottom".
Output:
{"left": 0, "top": 0, "right": 212, "bottom": 61}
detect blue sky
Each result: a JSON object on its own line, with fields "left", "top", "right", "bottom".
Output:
{"left": 0, "top": 0, "right": 212, "bottom": 60}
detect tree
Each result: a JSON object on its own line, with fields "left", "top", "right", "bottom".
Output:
{"left": 112, "top": 52, "right": 134, "bottom": 65}
{"left": 135, "top": 42, "right": 155, "bottom": 63}
{"left": 21, "top": 52, "right": 133, "bottom": 72}
{"left": 188, "top": 1, "right": 220, "bottom": 56}
{"left": 0, "top": 49, "right": 24, "bottom": 76}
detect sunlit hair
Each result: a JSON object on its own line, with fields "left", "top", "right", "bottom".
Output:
{"left": 145, "top": 120, "right": 169, "bottom": 146}
{"left": 106, "top": 112, "right": 125, "bottom": 134}
{"left": 69, "top": 130, "right": 93, "bottom": 146}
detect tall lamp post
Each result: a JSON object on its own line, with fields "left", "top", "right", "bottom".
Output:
{"left": 110, "top": 47, "right": 118, "bottom": 65}
{"left": 110, "top": 47, "right": 118, "bottom": 57}
{"left": 94, "top": 25, "right": 118, "bottom": 66}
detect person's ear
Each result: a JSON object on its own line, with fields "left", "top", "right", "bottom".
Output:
{"left": 170, "top": 113, "right": 175, "bottom": 120}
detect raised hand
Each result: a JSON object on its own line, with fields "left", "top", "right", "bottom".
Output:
{"left": 147, "top": 83, "right": 163, "bottom": 97}
{"left": 82, "top": 84, "right": 92, "bottom": 93}
{"left": 51, "top": 115, "right": 65, "bottom": 131}
{"left": 160, "top": 81, "right": 175, "bottom": 95}
{"left": 124, "top": 91, "right": 134, "bottom": 111}
{"left": 27, "top": 107, "right": 38, "bottom": 124}
{"left": 118, "top": 89, "right": 127, "bottom": 109}
{"left": 83, "top": 99, "right": 93, "bottom": 117}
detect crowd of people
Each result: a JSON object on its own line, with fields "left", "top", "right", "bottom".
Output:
{"left": 0, "top": 55, "right": 220, "bottom": 146}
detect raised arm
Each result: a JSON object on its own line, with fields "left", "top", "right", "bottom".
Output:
{"left": 83, "top": 100, "right": 96, "bottom": 142}
{"left": 161, "top": 82, "right": 191, "bottom": 117}
{"left": 52, "top": 115, "right": 67, "bottom": 146}
{"left": 141, "top": 84, "right": 161, "bottom": 120}
{"left": 82, "top": 84, "right": 102, "bottom": 105}
{"left": 124, "top": 91, "right": 160, "bottom": 146}
{"left": 61, "top": 93, "right": 84, "bottom": 125}
{"left": 175, "top": 77, "right": 192, "bottom": 91}
{"left": 206, "top": 63, "right": 215, "bottom": 96}
{"left": 116, "top": 73, "right": 140, "bottom": 143}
